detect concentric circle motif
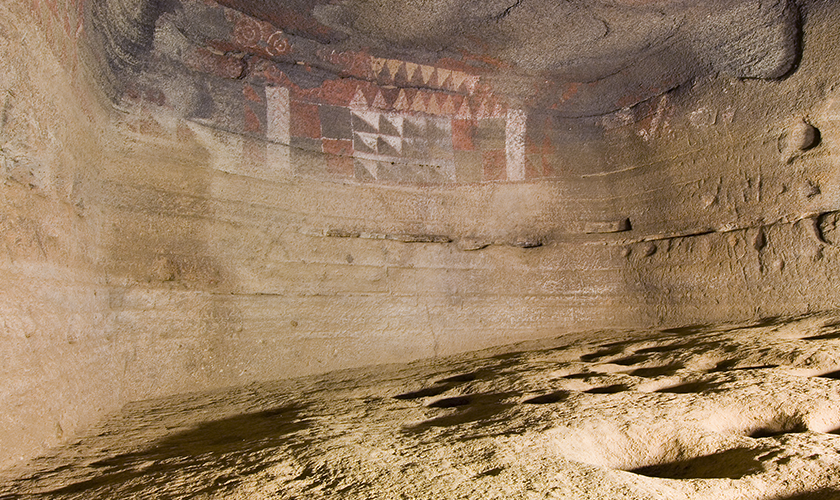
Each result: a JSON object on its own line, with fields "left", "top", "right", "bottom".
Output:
{"left": 235, "top": 17, "right": 261, "bottom": 46}
{"left": 267, "top": 32, "right": 291, "bottom": 56}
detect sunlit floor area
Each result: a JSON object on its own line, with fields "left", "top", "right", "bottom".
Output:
{"left": 5, "top": 314, "right": 840, "bottom": 499}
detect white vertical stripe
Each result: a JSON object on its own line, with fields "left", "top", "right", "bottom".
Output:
{"left": 265, "top": 86, "right": 290, "bottom": 144}
{"left": 265, "top": 86, "right": 291, "bottom": 174}
{"left": 505, "top": 109, "right": 526, "bottom": 181}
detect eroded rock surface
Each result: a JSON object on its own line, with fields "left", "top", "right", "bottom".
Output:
{"left": 5, "top": 315, "right": 840, "bottom": 498}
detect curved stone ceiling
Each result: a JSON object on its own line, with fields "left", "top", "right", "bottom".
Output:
{"left": 315, "top": 0, "right": 799, "bottom": 114}
{"left": 88, "top": 0, "right": 801, "bottom": 185}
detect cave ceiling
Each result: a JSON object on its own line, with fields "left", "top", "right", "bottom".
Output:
{"left": 90, "top": 0, "right": 802, "bottom": 183}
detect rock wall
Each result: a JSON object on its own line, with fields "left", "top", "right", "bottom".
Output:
{"left": 2, "top": 0, "right": 840, "bottom": 468}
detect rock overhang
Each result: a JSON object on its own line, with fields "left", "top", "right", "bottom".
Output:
{"left": 85, "top": 0, "right": 802, "bottom": 187}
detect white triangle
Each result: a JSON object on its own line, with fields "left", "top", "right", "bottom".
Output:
{"left": 393, "top": 115, "right": 405, "bottom": 135}
{"left": 352, "top": 110, "right": 380, "bottom": 130}
{"left": 381, "top": 134, "right": 402, "bottom": 154}
{"left": 355, "top": 132, "right": 379, "bottom": 151}
{"left": 427, "top": 94, "right": 441, "bottom": 115}
{"left": 372, "top": 91, "right": 388, "bottom": 109}
{"left": 371, "top": 57, "right": 387, "bottom": 77}
{"left": 349, "top": 88, "right": 368, "bottom": 109}
{"left": 386, "top": 59, "right": 402, "bottom": 81}
{"left": 394, "top": 90, "right": 411, "bottom": 111}
{"left": 420, "top": 65, "right": 435, "bottom": 84}
{"left": 406, "top": 116, "right": 426, "bottom": 134}
{"left": 405, "top": 62, "right": 418, "bottom": 80}
{"left": 450, "top": 71, "right": 467, "bottom": 91}
{"left": 411, "top": 92, "right": 427, "bottom": 113}
{"left": 358, "top": 158, "right": 378, "bottom": 178}
{"left": 381, "top": 114, "right": 404, "bottom": 135}
{"left": 437, "top": 69, "right": 452, "bottom": 87}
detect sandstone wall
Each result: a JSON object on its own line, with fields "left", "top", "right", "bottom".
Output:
{"left": 2, "top": 0, "right": 840, "bottom": 467}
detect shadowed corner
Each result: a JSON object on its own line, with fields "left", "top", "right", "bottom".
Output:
{"left": 41, "top": 403, "right": 310, "bottom": 497}
{"left": 627, "top": 447, "right": 765, "bottom": 479}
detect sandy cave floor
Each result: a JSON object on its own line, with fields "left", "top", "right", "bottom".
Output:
{"left": 7, "top": 316, "right": 840, "bottom": 498}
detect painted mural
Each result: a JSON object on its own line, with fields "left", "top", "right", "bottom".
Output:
{"left": 81, "top": 0, "right": 569, "bottom": 185}
{"left": 80, "top": 0, "right": 799, "bottom": 186}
